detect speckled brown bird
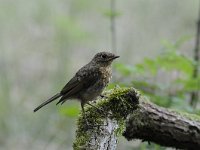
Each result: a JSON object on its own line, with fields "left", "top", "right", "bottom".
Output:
{"left": 34, "top": 51, "right": 119, "bottom": 124}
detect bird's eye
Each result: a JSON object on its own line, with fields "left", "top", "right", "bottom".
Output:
{"left": 101, "top": 54, "right": 107, "bottom": 59}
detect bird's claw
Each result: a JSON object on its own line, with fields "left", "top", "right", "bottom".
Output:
{"left": 86, "top": 102, "right": 112, "bottom": 117}
{"left": 100, "top": 94, "right": 108, "bottom": 99}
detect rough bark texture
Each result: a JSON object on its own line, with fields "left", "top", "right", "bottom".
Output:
{"left": 75, "top": 119, "right": 118, "bottom": 150}
{"left": 73, "top": 87, "right": 200, "bottom": 150}
{"left": 73, "top": 87, "right": 139, "bottom": 150}
{"left": 123, "top": 101, "right": 200, "bottom": 150}
{"left": 88, "top": 119, "right": 118, "bottom": 150}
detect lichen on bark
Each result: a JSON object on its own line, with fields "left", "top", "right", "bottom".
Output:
{"left": 73, "top": 87, "right": 140, "bottom": 150}
{"left": 73, "top": 87, "right": 200, "bottom": 150}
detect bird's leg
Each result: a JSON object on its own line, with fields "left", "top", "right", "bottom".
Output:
{"left": 86, "top": 102, "right": 109, "bottom": 126}
{"left": 86, "top": 102, "right": 105, "bottom": 114}
{"left": 81, "top": 102, "right": 107, "bottom": 128}
{"left": 100, "top": 94, "right": 108, "bottom": 99}
{"left": 81, "top": 102, "right": 89, "bottom": 127}
{"left": 86, "top": 102, "right": 111, "bottom": 117}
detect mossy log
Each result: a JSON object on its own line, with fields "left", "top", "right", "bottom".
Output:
{"left": 73, "top": 87, "right": 200, "bottom": 150}
{"left": 123, "top": 100, "right": 200, "bottom": 150}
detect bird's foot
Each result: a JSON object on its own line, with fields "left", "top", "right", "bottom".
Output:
{"left": 100, "top": 94, "right": 108, "bottom": 99}
{"left": 86, "top": 102, "right": 112, "bottom": 117}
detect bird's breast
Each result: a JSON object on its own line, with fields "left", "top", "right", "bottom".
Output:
{"left": 80, "top": 66, "right": 112, "bottom": 102}
{"left": 99, "top": 66, "right": 112, "bottom": 84}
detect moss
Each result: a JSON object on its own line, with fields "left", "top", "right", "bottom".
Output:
{"left": 73, "top": 107, "right": 105, "bottom": 149}
{"left": 73, "top": 87, "right": 140, "bottom": 149}
{"left": 73, "top": 135, "right": 89, "bottom": 150}
{"left": 98, "top": 87, "right": 140, "bottom": 119}
{"left": 114, "top": 119, "right": 125, "bottom": 136}
{"left": 73, "top": 87, "right": 200, "bottom": 149}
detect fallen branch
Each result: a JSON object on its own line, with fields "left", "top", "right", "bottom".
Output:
{"left": 73, "top": 87, "right": 200, "bottom": 150}
{"left": 123, "top": 100, "right": 200, "bottom": 150}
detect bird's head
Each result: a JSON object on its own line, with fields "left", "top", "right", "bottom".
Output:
{"left": 91, "top": 52, "right": 119, "bottom": 66}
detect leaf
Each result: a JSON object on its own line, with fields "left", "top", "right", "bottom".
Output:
{"left": 59, "top": 104, "right": 80, "bottom": 117}
{"left": 157, "top": 51, "right": 194, "bottom": 75}
{"left": 135, "top": 58, "right": 158, "bottom": 75}
{"left": 161, "top": 35, "right": 192, "bottom": 50}
{"left": 114, "top": 63, "right": 136, "bottom": 76}
{"left": 174, "top": 35, "right": 192, "bottom": 48}
{"left": 132, "top": 80, "right": 159, "bottom": 93}
{"left": 145, "top": 93, "right": 171, "bottom": 107}
{"left": 176, "top": 77, "right": 200, "bottom": 92}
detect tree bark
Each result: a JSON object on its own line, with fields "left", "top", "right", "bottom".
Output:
{"left": 73, "top": 87, "right": 200, "bottom": 150}
{"left": 73, "top": 87, "right": 139, "bottom": 150}
{"left": 123, "top": 100, "right": 200, "bottom": 150}
{"left": 75, "top": 118, "right": 118, "bottom": 150}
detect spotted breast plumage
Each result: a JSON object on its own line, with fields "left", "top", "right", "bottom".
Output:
{"left": 34, "top": 51, "right": 119, "bottom": 125}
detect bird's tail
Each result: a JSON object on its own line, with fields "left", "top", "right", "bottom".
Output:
{"left": 34, "top": 93, "right": 61, "bottom": 112}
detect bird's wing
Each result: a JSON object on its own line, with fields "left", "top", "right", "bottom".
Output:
{"left": 57, "top": 67, "right": 100, "bottom": 104}
{"left": 60, "top": 76, "right": 81, "bottom": 95}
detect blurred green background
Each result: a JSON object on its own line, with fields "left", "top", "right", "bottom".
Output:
{"left": 0, "top": 0, "right": 199, "bottom": 150}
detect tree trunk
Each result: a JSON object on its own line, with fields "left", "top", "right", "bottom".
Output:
{"left": 73, "top": 87, "right": 200, "bottom": 150}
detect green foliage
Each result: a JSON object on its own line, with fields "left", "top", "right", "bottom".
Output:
{"left": 103, "top": 10, "right": 121, "bottom": 18}
{"left": 115, "top": 36, "right": 199, "bottom": 113}
{"left": 177, "top": 77, "right": 200, "bottom": 92}
{"left": 161, "top": 35, "right": 192, "bottom": 51}
{"left": 59, "top": 104, "right": 80, "bottom": 117}
{"left": 114, "top": 63, "right": 136, "bottom": 76}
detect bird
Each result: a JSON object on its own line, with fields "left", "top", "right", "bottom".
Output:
{"left": 33, "top": 51, "right": 119, "bottom": 125}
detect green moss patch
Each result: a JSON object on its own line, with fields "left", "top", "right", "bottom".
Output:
{"left": 73, "top": 87, "right": 140, "bottom": 149}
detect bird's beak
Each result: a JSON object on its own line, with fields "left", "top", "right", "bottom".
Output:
{"left": 108, "top": 55, "right": 120, "bottom": 61}
{"left": 112, "top": 55, "right": 120, "bottom": 59}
